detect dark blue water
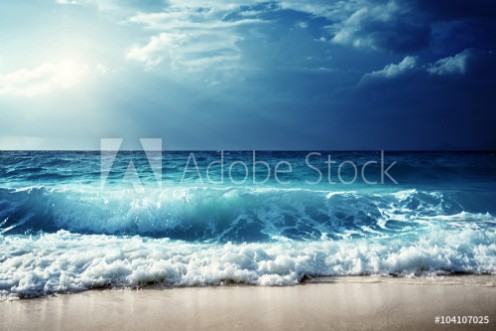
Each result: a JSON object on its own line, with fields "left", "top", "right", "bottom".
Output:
{"left": 1, "top": 151, "right": 495, "bottom": 298}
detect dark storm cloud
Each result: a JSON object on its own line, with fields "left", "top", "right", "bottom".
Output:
{"left": 409, "top": 0, "right": 496, "bottom": 54}
{"left": 329, "top": 0, "right": 496, "bottom": 55}
{"left": 338, "top": 49, "right": 496, "bottom": 149}
{"left": 310, "top": 0, "right": 496, "bottom": 149}
{"left": 430, "top": 19, "right": 496, "bottom": 54}
{"left": 410, "top": 0, "right": 496, "bottom": 20}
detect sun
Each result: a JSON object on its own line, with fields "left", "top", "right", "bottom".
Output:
{"left": 55, "top": 60, "right": 89, "bottom": 90}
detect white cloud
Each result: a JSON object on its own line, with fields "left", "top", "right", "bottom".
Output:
{"left": 122, "top": 1, "right": 397, "bottom": 73}
{"left": 295, "top": 21, "right": 309, "bottom": 29}
{"left": 278, "top": 1, "right": 338, "bottom": 18}
{"left": 365, "top": 56, "right": 418, "bottom": 80}
{"left": 324, "top": 0, "right": 430, "bottom": 52}
{"left": 126, "top": 3, "right": 268, "bottom": 73}
{"left": 427, "top": 51, "right": 468, "bottom": 76}
{"left": 360, "top": 49, "right": 492, "bottom": 85}
{"left": 55, "top": 0, "right": 81, "bottom": 4}
{"left": 126, "top": 31, "right": 243, "bottom": 72}
{"left": 54, "top": 0, "right": 124, "bottom": 11}
{"left": 129, "top": 11, "right": 264, "bottom": 30}
{"left": 330, "top": 7, "right": 370, "bottom": 46}
{"left": 96, "top": 63, "right": 109, "bottom": 75}
{"left": 0, "top": 61, "right": 89, "bottom": 97}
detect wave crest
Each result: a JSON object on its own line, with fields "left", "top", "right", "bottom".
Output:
{"left": 1, "top": 187, "right": 494, "bottom": 241}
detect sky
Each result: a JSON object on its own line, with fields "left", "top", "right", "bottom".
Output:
{"left": 0, "top": 0, "right": 495, "bottom": 150}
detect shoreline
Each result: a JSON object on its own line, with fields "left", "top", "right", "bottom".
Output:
{"left": 2, "top": 275, "right": 495, "bottom": 331}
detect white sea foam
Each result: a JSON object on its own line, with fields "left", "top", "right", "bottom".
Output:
{"left": 1, "top": 225, "right": 495, "bottom": 298}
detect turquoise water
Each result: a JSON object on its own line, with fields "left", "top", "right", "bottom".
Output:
{"left": 1, "top": 151, "right": 495, "bottom": 298}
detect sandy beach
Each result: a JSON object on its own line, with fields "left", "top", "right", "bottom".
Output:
{"left": 1, "top": 276, "right": 495, "bottom": 331}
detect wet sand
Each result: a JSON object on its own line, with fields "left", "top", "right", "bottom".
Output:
{"left": 1, "top": 276, "right": 495, "bottom": 331}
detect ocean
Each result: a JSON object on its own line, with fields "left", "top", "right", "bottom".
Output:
{"left": 1, "top": 151, "right": 495, "bottom": 298}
